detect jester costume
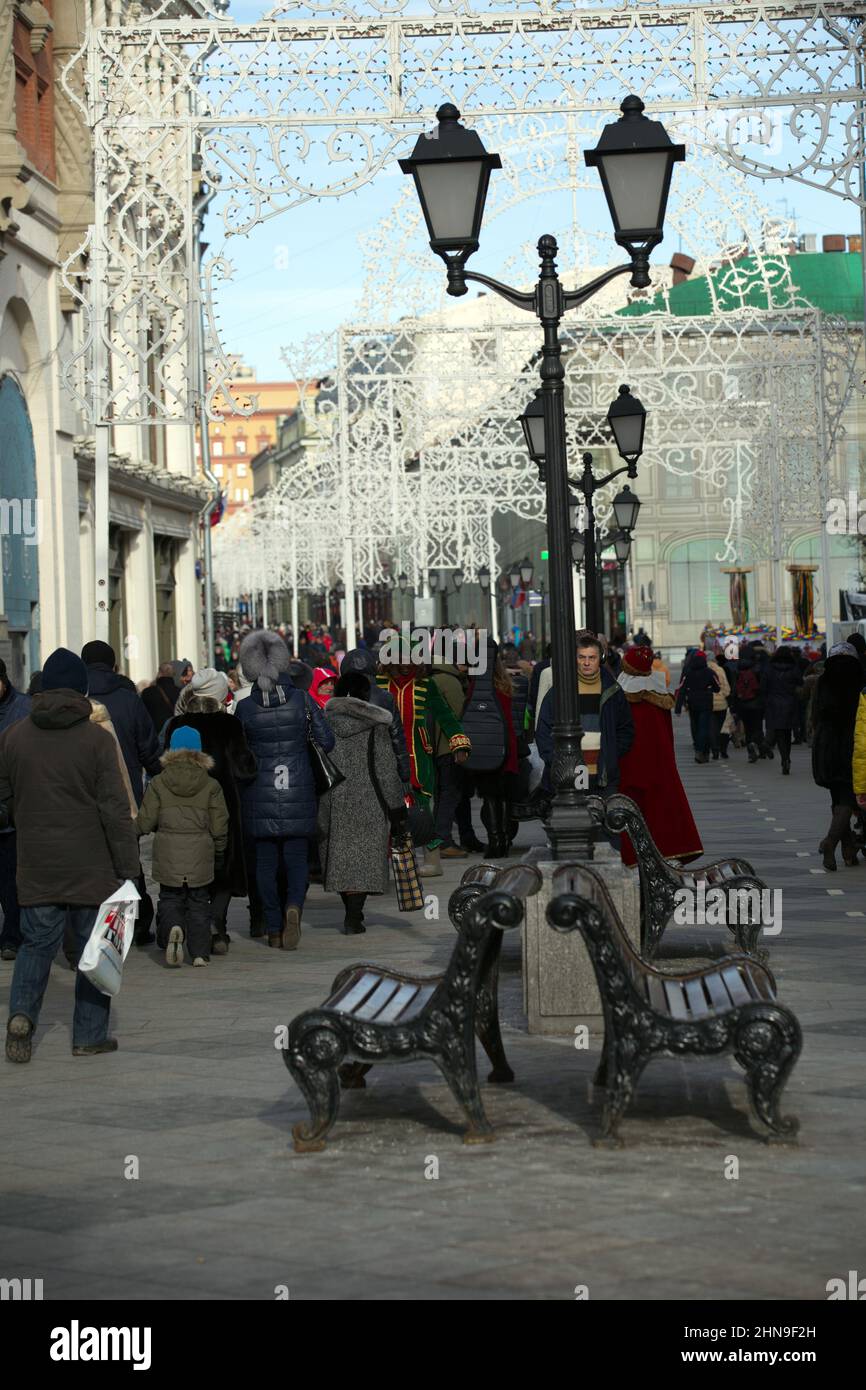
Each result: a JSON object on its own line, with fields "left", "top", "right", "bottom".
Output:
{"left": 617, "top": 644, "right": 702, "bottom": 867}
{"left": 376, "top": 671, "right": 470, "bottom": 849}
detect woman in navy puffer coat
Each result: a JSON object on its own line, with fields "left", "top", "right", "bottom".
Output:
{"left": 236, "top": 631, "right": 335, "bottom": 949}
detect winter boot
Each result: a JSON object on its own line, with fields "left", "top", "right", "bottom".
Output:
{"left": 460, "top": 832, "right": 486, "bottom": 853}
{"left": 819, "top": 838, "right": 837, "bottom": 872}
{"left": 281, "top": 906, "right": 302, "bottom": 951}
{"left": 419, "top": 846, "right": 443, "bottom": 877}
{"left": 340, "top": 893, "right": 367, "bottom": 935}
{"left": 781, "top": 757, "right": 791, "bottom": 775}
{"left": 747, "top": 743, "right": 759, "bottom": 764}
{"left": 719, "top": 734, "right": 730, "bottom": 760}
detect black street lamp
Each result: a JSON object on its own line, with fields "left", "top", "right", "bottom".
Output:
{"left": 478, "top": 565, "right": 491, "bottom": 593}
{"left": 402, "top": 98, "right": 682, "bottom": 859}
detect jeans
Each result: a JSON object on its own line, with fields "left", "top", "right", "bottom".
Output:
{"left": 689, "top": 707, "right": 712, "bottom": 756}
{"left": 709, "top": 710, "right": 725, "bottom": 755}
{"left": 0, "top": 831, "right": 21, "bottom": 949}
{"left": 209, "top": 886, "right": 232, "bottom": 938}
{"left": 10, "top": 904, "right": 109, "bottom": 1047}
{"left": 255, "top": 837, "right": 309, "bottom": 935}
{"left": 157, "top": 885, "right": 211, "bottom": 960}
{"left": 433, "top": 754, "right": 466, "bottom": 849}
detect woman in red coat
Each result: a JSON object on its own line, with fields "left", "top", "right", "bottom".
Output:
{"left": 617, "top": 645, "right": 702, "bottom": 866}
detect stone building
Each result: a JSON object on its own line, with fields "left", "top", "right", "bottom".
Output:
{"left": 0, "top": 0, "right": 210, "bottom": 690}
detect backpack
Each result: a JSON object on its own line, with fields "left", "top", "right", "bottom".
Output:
{"left": 736, "top": 668, "right": 759, "bottom": 702}
{"left": 461, "top": 653, "right": 508, "bottom": 773}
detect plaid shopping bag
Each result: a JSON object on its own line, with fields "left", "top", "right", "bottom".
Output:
{"left": 391, "top": 836, "right": 424, "bottom": 912}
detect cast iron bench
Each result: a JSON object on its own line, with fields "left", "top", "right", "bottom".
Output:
{"left": 284, "top": 864, "right": 541, "bottom": 1152}
{"left": 547, "top": 862, "right": 801, "bottom": 1146}
{"left": 587, "top": 792, "right": 768, "bottom": 958}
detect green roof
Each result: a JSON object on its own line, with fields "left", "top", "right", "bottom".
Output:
{"left": 619, "top": 252, "right": 864, "bottom": 322}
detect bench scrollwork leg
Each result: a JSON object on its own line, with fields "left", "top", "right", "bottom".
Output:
{"left": 287, "top": 1019, "right": 346, "bottom": 1154}
{"left": 734, "top": 1009, "right": 801, "bottom": 1144}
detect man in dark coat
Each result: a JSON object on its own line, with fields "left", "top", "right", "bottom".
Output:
{"left": 82, "top": 641, "right": 161, "bottom": 944}
{"left": 0, "top": 659, "right": 31, "bottom": 960}
{"left": 675, "top": 649, "right": 720, "bottom": 763}
{"left": 1, "top": 648, "right": 140, "bottom": 1063}
{"left": 535, "top": 635, "right": 634, "bottom": 794}
{"left": 761, "top": 646, "right": 804, "bottom": 774}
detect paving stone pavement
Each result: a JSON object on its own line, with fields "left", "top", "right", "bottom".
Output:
{"left": 2, "top": 713, "right": 865, "bottom": 1301}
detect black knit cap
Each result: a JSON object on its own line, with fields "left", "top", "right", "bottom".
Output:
{"left": 42, "top": 647, "right": 88, "bottom": 695}
{"left": 81, "top": 640, "right": 116, "bottom": 668}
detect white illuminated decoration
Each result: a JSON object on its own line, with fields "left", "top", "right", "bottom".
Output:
{"left": 59, "top": 2, "right": 866, "bottom": 613}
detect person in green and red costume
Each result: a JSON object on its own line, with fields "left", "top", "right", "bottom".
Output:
{"left": 376, "top": 661, "right": 470, "bottom": 877}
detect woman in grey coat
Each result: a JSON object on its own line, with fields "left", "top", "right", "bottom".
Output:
{"left": 319, "top": 671, "right": 407, "bottom": 934}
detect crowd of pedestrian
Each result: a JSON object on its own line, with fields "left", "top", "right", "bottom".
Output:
{"left": 7, "top": 613, "right": 866, "bottom": 1064}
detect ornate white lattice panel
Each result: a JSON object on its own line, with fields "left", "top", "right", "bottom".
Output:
{"left": 62, "top": 2, "right": 866, "bottom": 427}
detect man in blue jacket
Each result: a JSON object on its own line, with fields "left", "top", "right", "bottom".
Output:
{"left": 81, "top": 641, "right": 161, "bottom": 943}
{"left": 535, "top": 633, "right": 634, "bottom": 795}
{"left": 0, "top": 659, "right": 31, "bottom": 959}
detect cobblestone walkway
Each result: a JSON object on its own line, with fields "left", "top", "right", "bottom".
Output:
{"left": 2, "top": 717, "right": 863, "bottom": 1300}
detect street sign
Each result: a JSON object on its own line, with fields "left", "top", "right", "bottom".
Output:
{"left": 528, "top": 591, "right": 544, "bottom": 607}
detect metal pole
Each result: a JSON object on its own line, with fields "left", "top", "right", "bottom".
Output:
{"left": 582, "top": 457, "right": 599, "bottom": 634}
{"left": 291, "top": 516, "right": 299, "bottom": 656}
{"left": 540, "top": 579, "right": 547, "bottom": 652}
{"left": 814, "top": 313, "right": 835, "bottom": 640}
{"left": 487, "top": 509, "right": 499, "bottom": 642}
{"left": 537, "top": 236, "right": 590, "bottom": 859}
{"left": 89, "top": 63, "right": 110, "bottom": 643}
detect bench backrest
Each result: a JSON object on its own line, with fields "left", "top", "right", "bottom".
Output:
{"left": 457, "top": 863, "right": 502, "bottom": 890}
{"left": 551, "top": 860, "right": 648, "bottom": 989}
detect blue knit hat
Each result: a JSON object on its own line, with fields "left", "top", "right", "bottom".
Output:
{"left": 169, "top": 725, "right": 202, "bottom": 752}
{"left": 42, "top": 647, "right": 88, "bottom": 695}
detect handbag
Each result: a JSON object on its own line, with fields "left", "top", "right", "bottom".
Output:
{"left": 390, "top": 835, "right": 425, "bottom": 911}
{"left": 306, "top": 703, "right": 345, "bottom": 795}
{"left": 366, "top": 730, "right": 424, "bottom": 910}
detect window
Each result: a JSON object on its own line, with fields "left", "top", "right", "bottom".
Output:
{"left": 243, "top": 488, "right": 250, "bottom": 502}
{"left": 669, "top": 538, "right": 734, "bottom": 623}
{"left": 660, "top": 468, "right": 697, "bottom": 500}
{"left": 235, "top": 438, "right": 247, "bottom": 454}
{"left": 213, "top": 464, "right": 223, "bottom": 478}
{"left": 212, "top": 439, "right": 223, "bottom": 457}
{"left": 234, "top": 488, "right": 242, "bottom": 502}
{"left": 236, "top": 463, "right": 247, "bottom": 478}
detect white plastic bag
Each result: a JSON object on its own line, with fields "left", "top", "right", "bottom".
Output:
{"left": 527, "top": 743, "right": 545, "bottom": 795}
{"left": 78, "top": 880, "right": 140, "bottom": 997}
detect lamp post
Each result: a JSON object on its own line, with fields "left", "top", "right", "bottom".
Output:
{"left": 401, "top": 97, "right": 683, "bottom": 858}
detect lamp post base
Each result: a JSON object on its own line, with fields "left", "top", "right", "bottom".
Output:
{"left": 544, "top": 791, "right": 597, "bottom": 861}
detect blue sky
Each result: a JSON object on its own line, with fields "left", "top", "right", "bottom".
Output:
{"left": 208, "top": 1, "right": 863, "bottom": 380}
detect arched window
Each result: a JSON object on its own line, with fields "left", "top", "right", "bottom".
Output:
{"left": 668, "top": 538, "right": 755, "bottom": 624}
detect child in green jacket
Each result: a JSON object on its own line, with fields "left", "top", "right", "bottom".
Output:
{"left": 136, "top": 726, "right": 228, "bottom": 967}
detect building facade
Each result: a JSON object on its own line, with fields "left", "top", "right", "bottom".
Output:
{"left": 0, "top": 1, "right": 210, "bottom": 688}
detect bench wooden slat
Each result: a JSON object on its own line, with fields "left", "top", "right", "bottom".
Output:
{"left": 354, "top": 978, "right": 402, "bottom": 1021}
{"left": 703, "top": 971, "right": 731, "bottom": 1012}
{"left": 721, "top": 965, "right": 753, "bottom": 1008}
{"left": 328, "top": 971, "right": 381, "bottom": 1015}
{"left": 373, "top": 981, "right": 421, "bottom": 1024}
{"left": 684, "top": 977, "right": 711, "bottom": 1018}
{"left": 663, "top": 979, "right": 690, "bottom": 1020}
{"left": 645, "top": 974, "right": 668, "bottom": 1014}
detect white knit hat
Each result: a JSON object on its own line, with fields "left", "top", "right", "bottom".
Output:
{"left": 189, "top": 667, "right": 229, "bottom": 702}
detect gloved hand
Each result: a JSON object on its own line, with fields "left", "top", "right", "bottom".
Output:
{"left": 214, "top": 850, "right": 226, "bottom": 875}
{"left": 389, "top": 806, "right": 410, "bottom": 837}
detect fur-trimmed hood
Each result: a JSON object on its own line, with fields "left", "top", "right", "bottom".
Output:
{"left": 239, "top": 629, "right": 291, "bottom": 694}
{"left": 158, "top": 745, "right": 215, "bottom": 797}
{"left": 326, "top": 694, "right": 391, "bottom": 736}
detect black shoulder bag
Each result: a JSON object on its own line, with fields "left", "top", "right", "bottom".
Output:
{"left": 305, "top": 702, "right": 345, "bottom": 795}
